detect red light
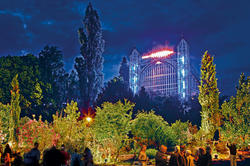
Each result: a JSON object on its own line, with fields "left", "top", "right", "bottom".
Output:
{"left": 142, "top": 48, "right": 174, "bottom": 59}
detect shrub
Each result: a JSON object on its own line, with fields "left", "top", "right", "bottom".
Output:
{"left": 131, "top": 111, "right": 171, "bottom": 146}
{"left": 90, "top": 100, "right": 134, "bottom": 164}
{"left": 146, "top": 149, "right": 158, "bottom": 159}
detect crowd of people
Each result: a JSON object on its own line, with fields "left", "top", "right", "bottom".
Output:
{"left": 139, "top": 143, "right": 238, "bottom": 166}
{"left": 0, "top": 142, "right": 238, "bottom": 166}
{"left": 139, "top": 144, "right": 212, "bottom": 166}
{"left": 0, "top": 143, "right": 93, "bottom": 166}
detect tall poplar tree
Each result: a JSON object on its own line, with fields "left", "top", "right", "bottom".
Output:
{"left": 9, "top": 74, "right": 21, "bottom": 145}
{"left": 198, "top": 51, "right": 220, "bottom": 138}
{"left": 75, "top": 2, "right": 104, "bottom": 107}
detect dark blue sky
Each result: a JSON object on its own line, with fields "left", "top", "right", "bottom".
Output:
{"left": 0, "top": 0, "right": 249, "bottom": 96}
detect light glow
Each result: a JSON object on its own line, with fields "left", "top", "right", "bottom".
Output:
{"left": 156, "top": 61, "right": 162, "bottom": 64}
{"left": 134, "top": 77, "right": 137, "bottom": 82}
{"left": 86, "top": 117, "right": 92, "bottom": 122}
{"left": 181, "top": 56, "right": 184, "bottom": 63}
{"left": 142, "top": 48, "right": 174, "bottom": 59}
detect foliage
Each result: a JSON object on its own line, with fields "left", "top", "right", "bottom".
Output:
{"left": 9, "top": 74, "right": 22, "bottom": 146}
{"left": 131, "top": 111, "right": 173, "bottom": 146}
{"left": 66, "top": 70, "right": 79, "bottom": 102}
{"left": 0, "top": 54, "right": 43, "bottom": 112}
{"left": 18, "top": 116, "right": 59, "bottom": 153}
{"left": 52, "top": 101, "right": 85, "bottom": 151}
{"left": 0, "top": 52, "right": 69, "bottom": 120}
{"left": 133, "top": 87, "right": 155, "bottom": 114}
{"left": 170, "top": 120, "right": 190, "bottom": 145}
{"left": 96, "top": 77, "right": 133, "bottom": 106}
{"left": 0, "top": 75, "right": 22, "bottom": 145}
{"left": 146, "top": 149, "right": 158, "bottom": 159}
{"left": 0, "top": 103, "right": 11, "bottom": 143}
{"left": 221, "top": 73, "right": 250, "bottom": 148}
{"left": 39, "top": 45, "right": 67, "bottom": 109}
{"left": 90, "top": 100, "right": 134, "bottom": 163}
{"left": 198, "top": 51, "right": 221, "bottom": 139}
{"left": 75, "top": 2, "right": 104, "bottom": 107}
{"left": 157, "top": 96, "right": 185, "bottom": 123}
{"left": 30, "top": 82, "right": 43, "bottom": 106}
{"left": 119, "top": 57, "right": 129, "bottom": 87}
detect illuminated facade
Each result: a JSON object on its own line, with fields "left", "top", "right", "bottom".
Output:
{"left": 177, "top": 39, "right": 190, "bottom": 100}
{"left": 129, "top": 48, "right": 140, "bottom": 94}
{"left": 129, "top": 38, "right": 199, "bottom": 100}
{"left": 140, "top": 49, "right": 178, "bottom": 96}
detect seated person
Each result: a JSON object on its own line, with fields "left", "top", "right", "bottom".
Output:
{"left": 155, "top": 145, "right": 169, "bottom": 166}
{"left": 185, "top": 150, "right": 195, "bottom": 166}
{"left": 138, "top": 145, "right": 148, "bottom": 166}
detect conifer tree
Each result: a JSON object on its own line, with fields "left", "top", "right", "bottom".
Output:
{"left": 119, "top": 57, "right": 129, "bottom": 87}
{"left": 9, "top": 74, "right": 21, "bottom": 145}
{"left": 75, "top": 2, "right": 104, "bottom": 107}
{"left": 221, "top": 73, "right": 249, "bottom": 146}
{"left": 198, "top": 51, "right": 220, "bottom": 138}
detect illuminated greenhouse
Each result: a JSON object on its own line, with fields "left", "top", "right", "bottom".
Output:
{"left": 129, "top": 38, "right": 199, "bottom": 101}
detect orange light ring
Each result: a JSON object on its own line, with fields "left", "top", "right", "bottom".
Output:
{"left": 142, "top": 49, "right": 174, "bottom": 59}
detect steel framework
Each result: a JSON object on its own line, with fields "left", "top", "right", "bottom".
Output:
{"left": 129, "top": 38, "right": 199, "bottom": 100}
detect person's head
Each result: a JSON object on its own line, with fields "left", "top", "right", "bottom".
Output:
{"left": 16, "top": 150, "right": 21, "bottom": 155}
{"left": 5, "top": 144, "right": 10, "bottom": 149}
{"left": 206, "top": 146, "right": 211, "bottom": 154}
{"left": 160, "top": 145, "right": 167, "bottom": 153}
{"left": 141, "top": 145, "right": 147, "bottom": 152}
{"left": 186, "top": 150, "right": 191, "bottom": 157}
{"left": 84, "top": 147, "right": 90, "bottom": 153}
{"left": 180, "top": 145, "right": 186, "bottom": 152}
{"left": 61, "top": 144, "right": 65, "bottom": 151}
{"left": 199, "top": 147, "right": 205, "bottom": 156}
{"left": 175, "top": 146, "right": 180, "bottom": 153}
{"left": 34, "top": 142, "right": 39, "bottom": 149}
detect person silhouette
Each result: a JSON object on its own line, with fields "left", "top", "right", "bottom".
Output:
{"left": 83, "top": 147, "right": 93, "bottom": 166}
{"left": 2, "top": 144, "right": 12, "bottom": 166}
{"left": 43, "top": 145, "right": 64, "bottom": 166}
{"left": 227, "top": 142, "right": 237, "bottom": 166}
{"left": 23, "top": 142, "right": 40, "bottom": 166}
{"left": 60, "top": 144, "right": 70, "bottom": 166}
{"left": 71, "top": 149, "right": 82, "bottom": 166}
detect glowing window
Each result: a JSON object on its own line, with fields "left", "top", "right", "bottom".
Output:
{"left": 182, "top": 69, "right": 185, "bottom": 76}
{"left": 181, "top": 56, "right": 184, "bottom": 64}
{"left": 156, "top": 61, "right": 162, "bottom": 64}
{"left": 183, "top": 81, "right": 185, "bottom": 89}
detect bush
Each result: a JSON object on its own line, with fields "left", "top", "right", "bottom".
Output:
{"left": 131, "top": 111, "right": 171, "bottom": 146}
{"left": 146, "top": 149, "right": 158, "bottom": 159}
{"left": 170, "top": 120, "right": 190, "bottom": 145}
{"left": 90, "top": 100, "right": 134, "bottom": 164}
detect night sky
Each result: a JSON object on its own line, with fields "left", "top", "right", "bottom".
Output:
{"left": 0, "top": 0, "right": 249, "bottom": 96}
